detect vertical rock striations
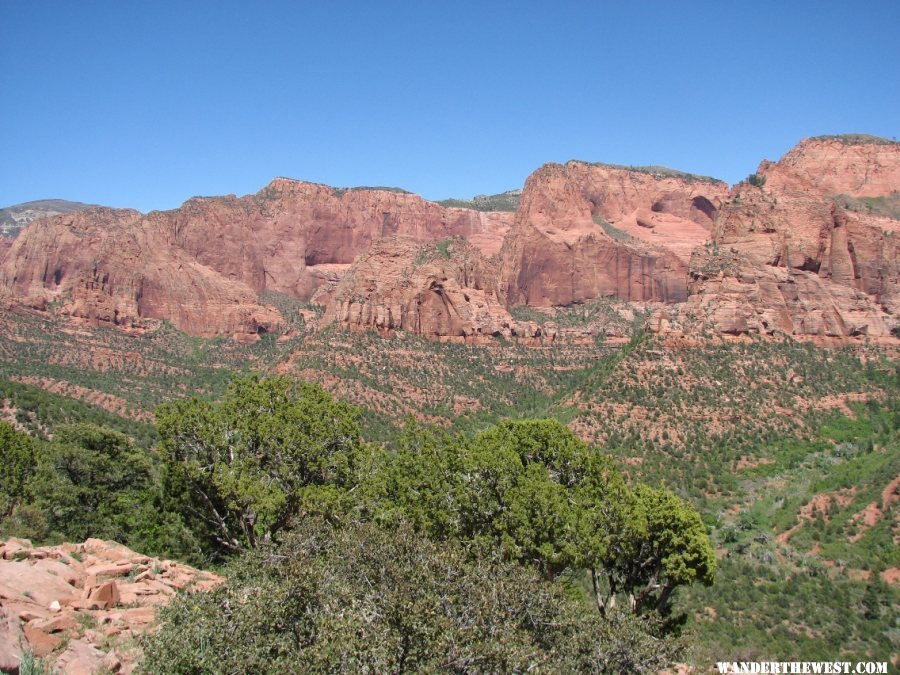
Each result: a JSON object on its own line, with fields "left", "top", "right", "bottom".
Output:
{"left": 682, "top": 136, "right": 899, "bottom": 338}
{"left": 499, "top": 161, "right": 728, "bottom": 307}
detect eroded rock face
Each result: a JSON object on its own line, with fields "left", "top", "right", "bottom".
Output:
{"left": 1, "top": 138, "right": 896, "bottom": 341}
{"left": 321, "top": 236, "right": 543, "bottom": 340}
{"left": 0, "top": 537, "right": 222, "bottom": 674}
{"left": 0, "top": 181, "right": 512, "bottom": 338}
{"left": 758, "top": 135, "right": 900, "bottom": 198}
{"left": 684, "top": 136, "right": 900, "bottom": 338}
{"left": 0, "top": 208, "right": 282, "bottom": 337}
{"left": 154, "top": 180, "right": 512, "bottom": 301}
{"left": 673, "top": 244, "right": 893, "bottom": 337}
{"left": 500, "top": 162, "right": 729, "bottom": 308}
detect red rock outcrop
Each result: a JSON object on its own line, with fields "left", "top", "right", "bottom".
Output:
{"left": 757, "top": 135, "right": 900, "bottom": 198}
{"left": 321, "top": 236, "right": 544, "bottom": 339}
{"left": 152, "top": 180, "right": 512, "bottom": 301}
{"left": 682, "top": 136, "right": 899, "bottom": 338}
{"left": 0, "top": 537, "right": 221, "bottom": 674}
{"left": 0, "top": 208, "right": 282, "bottom": 338}
{"left": 500, "top": 161, "right": 728, "bottom": 308}
{"left": 0, "top": 182, "right": 512, "bottom": 337}
{"left": 669, "top": 244, "right": 893, "bottom": 337}
{"left": 2, "top": 137, "right": 896, "bottom": 342}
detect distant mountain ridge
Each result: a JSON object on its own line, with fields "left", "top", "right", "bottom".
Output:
{"left": 0, "top": 199, "right": 100, "bottom": 238}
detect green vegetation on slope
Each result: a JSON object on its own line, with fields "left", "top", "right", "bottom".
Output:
{"left": 812, "top": 133, "right": 898, "bottom": 146}
{"left": 0, "top": 303, "right": 896, "bottom": 664}
{"left": 830, "top": 192, "right": 900, "bottom": 220}
{"left": 580, "top": 160, "right": 725, "bottom": 184}
{"left": 436, "top": 189, "right": 522, "bottom": 212}
{"left": 680, "top": 403, "right": 899, "bottom": 663}
{"left": 3, "top": 378, "right": 715, "bottom": 672}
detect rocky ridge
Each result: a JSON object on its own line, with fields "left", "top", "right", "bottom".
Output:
{"left": 668, "top": 136, "right": 898, "bottom": 338}
{"left": 1, "top": 136, "right": 897, "bottom": 341}
{"left": 0, "top": 537, "right": 221, "bottom": 674}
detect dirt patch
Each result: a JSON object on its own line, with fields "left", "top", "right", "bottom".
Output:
{"left": 848, "top": 475, "right": 900, "bottom": 543}
{"left": 735, "top": 456, "right": 775, "bottom": 471}
{"left": 795, "top": 391, "right": 874, "bottom": 417}
{"left": 881, "top": 567, "right": 900, "bottom": 586}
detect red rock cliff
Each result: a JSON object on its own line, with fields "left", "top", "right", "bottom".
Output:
{"left": 150, "top": 179, "right": 511, "bottom": 301}
{"left": 500, "top": 161, "right": 728, "bottom": 308}
{"left": 0, "top": 182, "right": 512, "bottom": 337}
{"left": 0, "top": 207, "right": 282, "bottom": 337}
{"left": 321, "top": 236, "right": 540, "bottom": 339}
{"left": 680, "top": 136, "right": 899, "bottom": 338}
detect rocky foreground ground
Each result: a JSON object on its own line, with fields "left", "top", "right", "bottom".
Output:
{"left": 0, "top": 538, "right": 221, "bottom": 674}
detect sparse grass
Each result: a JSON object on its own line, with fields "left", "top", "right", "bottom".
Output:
{"left": 436, "top": 190, "right": 521, "bottom": 212}
{"left": 812, "top": 134, "right": 897, "bottom": 146}
{"left": 508, "top": 305, "right": 552, "bottom": 324}
{"left": 435, "top": 239, "right": 452, "bottom": 259}
{"left": 76, "top": 612, "right": 98, "bottom": 630}
{"left": 333, "top": 185, "right": 412, "bottom": 198}
{"left": 830, "top": 192, "right": 900, "bottom": 220}
{"left": 690, "top": 241, "right": 740, "bottom": 280}
{"left": 593, "top": 216, "right": 636, "bottom": 243}
{"left": 578, "top": 160, "right": 725, "bottom": 184}
{"left": 19, "top": 650, "right": 54, "bottom": 675}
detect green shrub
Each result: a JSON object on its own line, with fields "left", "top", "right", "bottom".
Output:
{"left": 140, "top": 519, "right": 681, "bottom": 673}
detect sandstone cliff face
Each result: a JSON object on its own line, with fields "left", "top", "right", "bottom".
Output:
{"left": 758, "top": 135, "right": 900, "bottom": 198}
{"left": 671, "top": 243, "right": 893, "bottom": 337}
{"left": 0, "top": 182, "right": 512, "bottom": 337}
{"left": 0, "top": 208, "right": 282, "bottom": 337}
{"left": 152, "top": 179, "right": 511, "bottom": 301}
{"left": 2, "top": 138, "right": 896, "bottom": 341}
{"left": 321, "top": 236, "right": 542, "bottom": 339}
{"left": 500, "top": 161, "right": 728, "bottom": 308}
{"left": 684, "top": 136, "right": 900, "bottom": 338}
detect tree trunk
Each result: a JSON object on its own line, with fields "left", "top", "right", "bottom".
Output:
{"left": 591, "top": 568, "right": 617, "bottom": 616}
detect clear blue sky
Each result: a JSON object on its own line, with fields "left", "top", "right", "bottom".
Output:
{"left": 2, "top": 1, "right": 898, "bottom": 212}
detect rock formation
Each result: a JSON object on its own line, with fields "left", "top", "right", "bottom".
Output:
{"left": 0, "top": 181, "right": 512, "bottom": 337}
{"left": 679, "top": 136, "right": 899, "bottom": 338}
{"left": 0, "top": 537, "right": 221, "bottom": 674}
{"left": 0, "top": 207, "right": 282, "bottom": 338}
{"left": 1, "top": 136, "right": 897, "bottom": 341}
{"left": 321, "top": 236, "right": 543, "bottom": 340}
{"left": 154, "top": 179, "right": 511, "bottom": 301}
{"left": 0, "top": 199, "right": 99, "bottom": 239}
{"left": 499, "top": 161, "right": 728, "bottom": 308}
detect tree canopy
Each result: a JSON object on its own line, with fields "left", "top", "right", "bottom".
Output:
{"left": 0, "top": 422, "right": 35, "bottom": 521}
{"left": 593, "top": 484, "right": 716, "bottom": 618}
{"left": 366, "top": 417, "right": 713, "bottom": 619}
{"left": 156, "top": 376, "right": 365, "bottom": 554}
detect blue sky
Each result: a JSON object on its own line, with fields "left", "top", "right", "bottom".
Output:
{"left": 2, "top": 1, "right": 898, "bottom": 212}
